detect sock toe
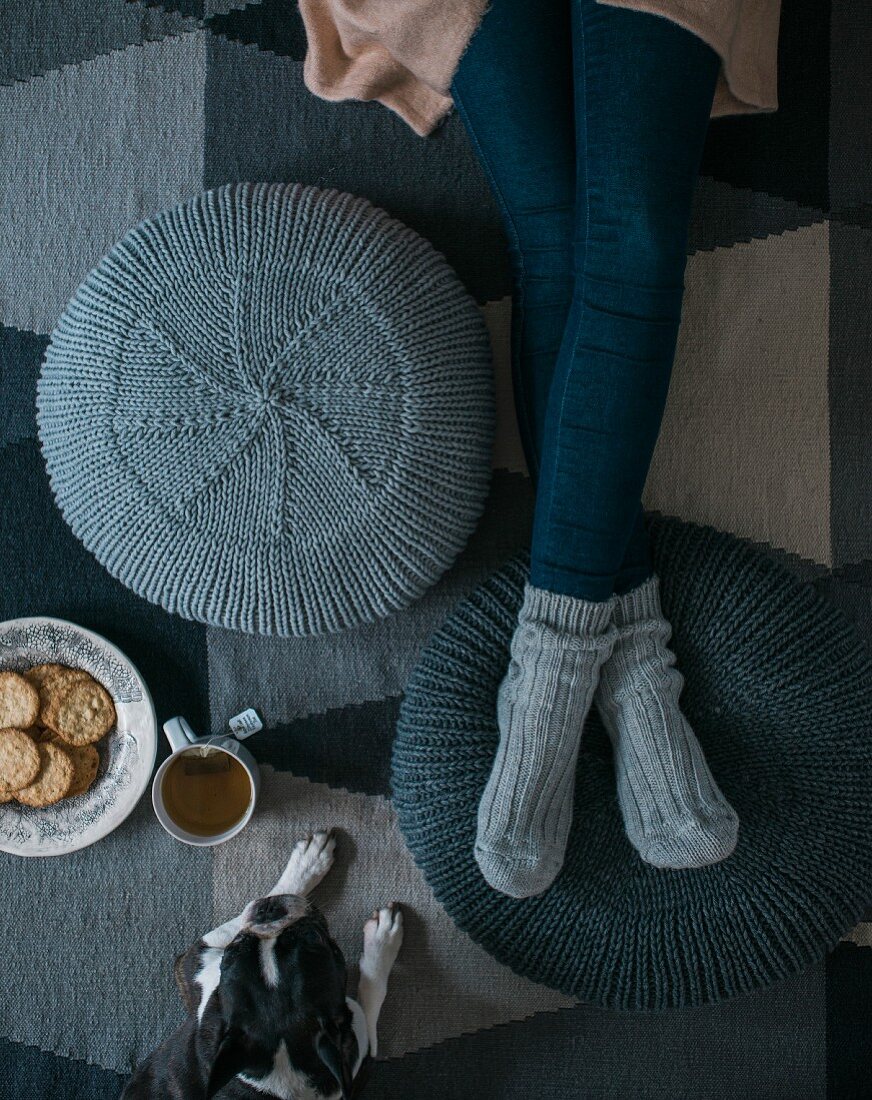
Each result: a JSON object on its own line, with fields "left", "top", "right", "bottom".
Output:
{"left": 637, "top": 809, "right": 739, "bottom": 870}
{"left": 474, "top": 843, "right": 563, "bottom": 898}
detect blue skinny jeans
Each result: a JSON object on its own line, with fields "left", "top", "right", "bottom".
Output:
{"left": 453, "top": 0, "right": 720, "bottom": 601}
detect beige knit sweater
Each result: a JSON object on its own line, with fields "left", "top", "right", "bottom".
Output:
{"left": 299, "top": 0, "right": 782, "bottom": 136}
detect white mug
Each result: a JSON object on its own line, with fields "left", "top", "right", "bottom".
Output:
{"left": 152, "top": 716, "right": 260, "bottom": 846}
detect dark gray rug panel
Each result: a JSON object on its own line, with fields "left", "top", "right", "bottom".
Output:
{"left": 826, "top": 944, "right": 872, "bottom": 1100}
{"left": 206, "top": 0, "right": 308, "bottom": 57}
{"left": 202, "top": 33, "right": 511, "bottom": 304}
{"left": 0, "top": 440, "right": 210, "bottom": 732}
{"left": 371, "top": 964, "right": 824, "bottom": 1100}
{"left": 828, "top": 7, "right": 872, "bottom": 572}
{"left": 137, "top": 0, "right": 204, "bottom": 17}
{"left": 0, "top": 0, "right": 196, "bottom": 86}
{"left": 0, "top": 325, "right": 47, "bottom": 446}
{"left": 829, "top": 2, "right": 872, "bottom": 213}
{"left": 688, "top": 177, "right": 825, "bottom": 254}
{"left": 0, "top": 1037, "right": 124, "bottom": 1100}
{"left": 828, "top": 222, "right": 872, "bottom": 569}
{"left": 699, "top": 0, "right": 830, "bottom": 210}
{"left": 248, "top": 697, "right": 400, "bottom": 796}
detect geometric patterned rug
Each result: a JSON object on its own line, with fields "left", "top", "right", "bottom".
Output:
{"left": 1, "top": 1, "right": 871, "bottom": 1096}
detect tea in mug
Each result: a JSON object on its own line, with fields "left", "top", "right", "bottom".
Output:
{"left": 161, "top": 747, "right": 252, "bottom": 837}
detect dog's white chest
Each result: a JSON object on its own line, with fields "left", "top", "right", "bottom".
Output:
{"left": 194, "top": 946, "right": 224, "bottom": 1023}
{"left": 239, "top": 1041, "right": 339, "bottom": 1100}
{"left": 238, "top": 999, "right": 367, "bottom": 1100}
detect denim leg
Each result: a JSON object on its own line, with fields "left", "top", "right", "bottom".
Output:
{"left": 615, "top": 506, "right": 652, "bottom": 596}
{"left": 529, "top": 0, "right": 719, "bottom": 601}
{"left": 452, "top": 0, "right": 575, "bottom": 479}
{"left": 453, "top": 0, "right": 717, "bottom": 601}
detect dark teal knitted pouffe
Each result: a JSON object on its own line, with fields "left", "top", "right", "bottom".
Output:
{"left": 392, "top": 517, "right": 872, "bottom": 1010}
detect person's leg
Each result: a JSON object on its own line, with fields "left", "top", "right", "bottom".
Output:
{"left": 614, "top": 505, "right": 652, "bottom": 596}
{"left": 539, "top": 0, "right": 736, "bottom": 871}
{"left": 452, "top": 0, "right": 575, "bottom": 476}
{"left": 452, "top": 0, "right": 657, "bottom": 600}
{"left": 532, "top": 3, "right": 716, "bottom": 600}
{"left": 456, "top": 0, "right": 736, "bottom": 896}
{"left": 453, "top": 0, "right": 619, "bottom": 898}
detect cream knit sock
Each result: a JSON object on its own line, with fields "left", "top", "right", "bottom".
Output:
{"left": 475, "top": 583, "right": 616, "bottom": 898}
{"left": 595, "top": 575, "right": 739, "bottom": 869}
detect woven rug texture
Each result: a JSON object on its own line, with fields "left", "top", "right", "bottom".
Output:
{"left": 1, "top": 1, "right": 871, "bottom": 1097}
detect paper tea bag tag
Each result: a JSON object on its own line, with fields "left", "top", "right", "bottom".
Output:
{"left": 228, "top": 708, "right": 263, "bottom": 740}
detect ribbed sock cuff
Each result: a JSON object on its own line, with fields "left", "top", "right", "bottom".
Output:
{"left": 611, "top": 574, "right": 663, "bottom": 628}
{"left": 520, "top": 582, "right": 615, "bottom": 636}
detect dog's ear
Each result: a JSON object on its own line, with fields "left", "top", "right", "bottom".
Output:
{"left": 173, "top": 941, "right": 204, "bottom": 1015}
{"left": 206, "top": 1028, "right": 262, "bottom": 1099}
{"left": 315, "top": 1024, "right": 355, "bottom": 1100}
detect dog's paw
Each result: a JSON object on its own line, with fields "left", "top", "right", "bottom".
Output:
{"left": 361, "top": 903, "right": 403, "bottom": 979}
{"left": 275, "top": 830, "right": 336, "bottom": 896}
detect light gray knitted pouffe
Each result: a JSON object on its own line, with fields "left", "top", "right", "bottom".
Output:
{"left": 37, "top": 183, "right": 494, "bottom": 636}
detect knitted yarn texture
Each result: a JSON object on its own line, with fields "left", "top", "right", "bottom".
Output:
{"left": 37, "top": 183, "right": 494, "bottom": 636}
{"left": 392, "top": 516, "right": 872, "bottom": 1010}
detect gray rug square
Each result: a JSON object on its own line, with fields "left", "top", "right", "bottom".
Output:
{"left": 0, "top": 32, "right": 207, "bottom": 334}
{"left": 0, "top": 798, "right": 213, "bottom": 1073}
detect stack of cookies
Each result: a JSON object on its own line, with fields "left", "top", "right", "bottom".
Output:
{"left": 0, "top": 666, "right": 116, "bottom": 807}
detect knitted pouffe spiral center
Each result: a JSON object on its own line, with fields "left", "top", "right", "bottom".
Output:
{"left": 392, "top": 517, "right": 872, "bottom": 1010}
{"left": 37, "top": 183, "right": 494, "bottom": 636}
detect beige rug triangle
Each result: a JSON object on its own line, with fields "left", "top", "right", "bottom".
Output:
{"left": 212, "top": 771, "right": 574, "bottom": 1058}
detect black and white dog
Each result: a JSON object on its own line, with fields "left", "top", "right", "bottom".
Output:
{"left": 122, "top": 830, "right": 403, "bottom": 1099}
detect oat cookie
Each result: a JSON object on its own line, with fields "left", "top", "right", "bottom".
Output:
{"left": 15, "top": 741, "right": 74, "bottom": 807}
{"left": 45, "top": 679, "right": 116, "bottom": 746}
{"left": 0, "top": 727, "right": 41, "bottom": 791}
{"left": 27, "top": 725, "right": 54, "bottom": 744}
{"left": 24, "top": 663, "right": 79, "bottom": 689}
{"left": 24, "top": 664, "right": 91, "bottom": 725}
{"left": 0, "top": 671, "right": 40, "bottom": 729}
{"left": 61, "top": 741, "right": 100, "bottom": 797}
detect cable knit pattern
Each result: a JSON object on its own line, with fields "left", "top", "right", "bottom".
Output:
{"left": 37, "top": 183, "right": 494, "bottom": 636}
{"left": 392, "top": 516, "right": 872, "bottom": 1010}
{"left": 596, "top": 574, "right": 739, "bottom": 869}
{"left": 475, "top": 583, "right": 616, "bottom": 897}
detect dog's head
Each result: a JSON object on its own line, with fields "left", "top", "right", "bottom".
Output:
{"left": 205, "top": 894, "right": 358, "bottom": 1099}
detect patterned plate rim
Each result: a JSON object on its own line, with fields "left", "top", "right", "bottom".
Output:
{"left": 0, "top": 616, "right": 157, "bottom": 857}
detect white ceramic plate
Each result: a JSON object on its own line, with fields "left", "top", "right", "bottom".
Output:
{"left": 0, "top": 617, "right": 157, "bottom": 857}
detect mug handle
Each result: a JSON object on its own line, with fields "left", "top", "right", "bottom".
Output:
{"left": 163, "top": 716, "right": 201, "bottom": 753}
